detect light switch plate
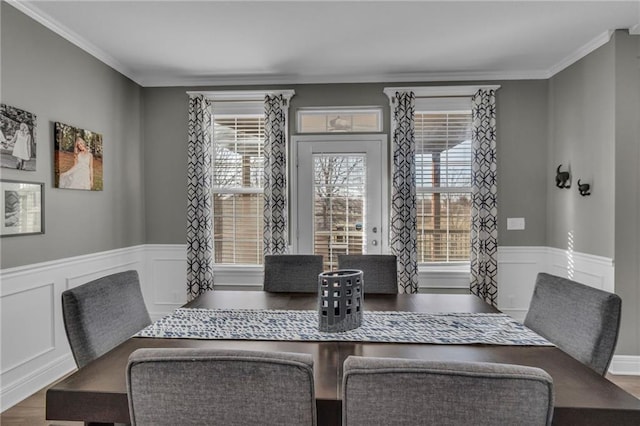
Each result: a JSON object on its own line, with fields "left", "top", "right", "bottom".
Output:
{"left": 507, "top": 217, "right": 525, "bottom": 230}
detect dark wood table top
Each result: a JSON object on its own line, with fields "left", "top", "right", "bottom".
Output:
{"left": 46, "top": 291, "right": 640, "bottom": 426}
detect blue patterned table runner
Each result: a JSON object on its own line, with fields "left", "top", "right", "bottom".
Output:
{"left": 135, "top": 308, "right": 553, "bottom": 346}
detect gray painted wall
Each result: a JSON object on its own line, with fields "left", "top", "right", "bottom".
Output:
{"left": 143, "top": 81, "right": 549, "bottom": 247}
{"left": 613, "top": 31, "right": 640, "bottom": 356}
{"left": 548, "top": 31, "right": 640, "bottom": 356}
{"left": 2, "top": 4, "right": 637, "bottom": 356}
{"left": 0, "top": 3, "right": 145, "bottom": 268}
{"left": 547, "top": 40, "right": 616, "bottom": 258}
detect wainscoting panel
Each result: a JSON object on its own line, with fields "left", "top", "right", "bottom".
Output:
{"left": 418, "top": 268, "right": 470, "bottom": 292}
{"left": 496, "top": 247, "right": 548, "bottom": 321}
{"left": 547, "top": 247, "right": 615, "bottom": 292}
{"left": 1, "top": 281, "right": 55, "bottom": 374}
{"left": 0, "top": 244, "right": 635, "bottom": 412}
{"left": 0, "top": 246, "right": 145, "bottom": 412}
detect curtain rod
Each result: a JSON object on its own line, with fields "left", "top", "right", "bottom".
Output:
{"left": 186, "top": 89, "right": 295, "bottom": 102}
{"left": 383, "top": 85, "right": 500, "bottom": 99}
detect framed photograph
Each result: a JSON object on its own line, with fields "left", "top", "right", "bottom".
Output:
{"left": 0, "top": 104, "right": 37, "bottom": 171}
{"left": 0, "top": 180, "right": 44, "bottom": 237}
{"left": 54, "top": 122, "right": 103, "bottom": 191}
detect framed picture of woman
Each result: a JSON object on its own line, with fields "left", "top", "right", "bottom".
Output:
{"left": 0, "top": 104, "right": 37, "bottom": 171}
{"left": 54, "top": 122, "right": 103, "bottom": 191}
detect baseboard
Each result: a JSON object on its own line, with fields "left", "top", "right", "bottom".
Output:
{"left": 1, "top": 354, "right": 76, "bottom": 412}
{"left": 609, "top": 355, "right": 640, "bottom": 376}
{"left": 0, "top": 244, "right": 634, "bottom": 413}
{"left": 500, "top": 308, "right": 528, "bottom": 322}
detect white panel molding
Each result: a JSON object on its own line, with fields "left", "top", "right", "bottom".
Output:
{"left": 0, "top": 245, "right": 146, "bottom": 412}
{"left": 418, "top": 268, "right": 470, "bottom": 290}
{"left": 0, "top": 354, "right": 76, "bottom": 413}
{"left": 497, "top": 246, "right": 548, "bottom": 318}
{"left": 547, "top": 247, "right": 615, "bottom": 292}
{"left": 142, "top": 244, "right": 263, "bottom": 319}
{"left": 0, "top": 244, "right": 632, "bottom": 411}
{"left": 1, "top": 282, "right": 56, "bottom": 374}
{"left": 145, "top": 244, "right": 188, "bottom": 320}
{"left": 497, "top": 246, "right": 615, "bottom": 315}
{"left": 64, "top": 261, "right": 141, "bottom": 290}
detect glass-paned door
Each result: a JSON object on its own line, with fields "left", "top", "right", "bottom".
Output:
{"left": 294, "top": 135, "right": 387, "bottom": 270}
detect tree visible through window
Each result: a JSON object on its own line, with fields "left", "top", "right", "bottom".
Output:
{"left": 212, "top": 115, "right": 265, "bottom": 264}
{"left": 415, "top": 111, "right": 472, "bottom": 263}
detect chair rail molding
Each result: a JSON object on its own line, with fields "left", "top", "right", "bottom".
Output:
{"left": 0, "top": 244, "right": 636, "bottom": 412}
{"left": 0, "top": 245, "right": 146, "bottom": 412}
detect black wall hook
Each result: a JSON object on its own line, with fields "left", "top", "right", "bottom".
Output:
{"left": 577, "top": 179, "right": 591, "bottom": 196}
{"left": 555, "top": 164, "right": 571, "bottom": 188}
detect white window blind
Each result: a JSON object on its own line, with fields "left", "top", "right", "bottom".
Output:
{"left": 415, "top": 109, "right": 472, "bottom": 263}
{"left": 212, "top": 115, "right": 265, "bottom": 265}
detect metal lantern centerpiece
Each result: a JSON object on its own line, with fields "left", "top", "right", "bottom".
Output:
{"left": 318, "top": 269, "right": 363, "bottom": 332}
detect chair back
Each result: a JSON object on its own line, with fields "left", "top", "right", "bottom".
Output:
{"left": 127, "top": 348, "right": 316, "bottom": 426}
{"left": 338, "top": 254, "right": 398, "bottom": 294}
{"left": 62, "top": 270, "right": 151, "bottom": 368}
{"left": 263, "top": 254, "right": 324, "bottom": 293}
{"left": 342, "top": 356, "right": 554, "bottom": 426}
{"left": 524, "top": 272, "right": 621, "bottom": 375}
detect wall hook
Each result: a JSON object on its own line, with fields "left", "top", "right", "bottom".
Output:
{"left": 555, "top": 164, "right": 571, "bottom": 188}
{"left": 577, "top": 179, "right": 591, "bottom": 196}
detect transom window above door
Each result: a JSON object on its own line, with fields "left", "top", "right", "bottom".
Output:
{"left": 297, "top": 107, "right": 382, "bottom": 133}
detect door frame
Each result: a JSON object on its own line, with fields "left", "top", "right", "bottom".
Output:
{"left": 290, "top": 134, "right": 389, "bottom": 256}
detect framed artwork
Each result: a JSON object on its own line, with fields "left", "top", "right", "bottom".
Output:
{"left": 54, "top": 122, "right": 103, "bottom": 191}
{"left": 0, "top": 180, "right": 44, "bottom": 237}
{"left": 0, "top": 104, "right": 37, "bottom": 171}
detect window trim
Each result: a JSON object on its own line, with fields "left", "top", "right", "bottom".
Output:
{"left": 414, "top": 109, "right": 472, "bottom": 266}
{"left": 203, "top": 90, "right": 295, "bottom": 267}
{"left": 384, "top": 86, "right": 501, "bottom": 272}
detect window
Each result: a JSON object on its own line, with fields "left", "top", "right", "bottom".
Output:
{"left": 415, "top": 103, "right": 472, "bottom": 264}
{"left": 205, "top": 90, "right": 294, "bottom": 266}
{"left": 297, "top": 107, "right": 382, "bottom": 133}
{"left": 212, "top": 114, "right": 265, "bottom": 265}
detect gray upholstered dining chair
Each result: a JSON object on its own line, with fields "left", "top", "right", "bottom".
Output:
{"left": 524, "top": 272, "right": 622, "bottom": 376}
{"left": 342, "top": 356, "right": 554, "bottom": 426}
{"left": 62, "top": 270, "right": 151, "bottom": 368}
{"left": 127, "top": 348, "right": 317, "bottom": 426}
{"left": 338, "top": 254, "right": 398, "bottom": 294}
{"left": 263, "top": 254, "right": 324, "bottom": 293}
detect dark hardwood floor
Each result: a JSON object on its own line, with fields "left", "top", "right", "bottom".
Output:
{"left": 1, "top": 373, "right": 638, "bottom": 425}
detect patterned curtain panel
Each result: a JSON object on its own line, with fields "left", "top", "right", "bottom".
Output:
{"left": 470, "top": 89, "right": 498, "bottom": 306}
{"left": 186, "top": 94, "right": 214, "bottom": 301}
{"left": 263, "top": 94, "right": 288, "bottom": 255}
{"left": 390, "top": 91, "right": 418, "bottom": 293}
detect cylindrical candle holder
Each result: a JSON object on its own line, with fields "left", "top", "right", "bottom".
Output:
{"left": 318, "top": 269, "right": 363, "bottom": 332}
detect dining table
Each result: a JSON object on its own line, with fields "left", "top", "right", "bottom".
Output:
{"left": 46, "top": 290, "right": 640, "bottom": 426}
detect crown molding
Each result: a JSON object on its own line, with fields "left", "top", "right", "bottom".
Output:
{"left": 6, "top": 2, "right": 622, "bottom": 88}
{"left": 546, "top": 30, "right": 614, "bottom": 78}
{"left": 6, "top": 0, "right": 142, "bottom": 86}
{"left": 139, "top": 70, "right": 546, "bottom": 88}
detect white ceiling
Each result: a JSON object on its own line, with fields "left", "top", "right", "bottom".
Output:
{"left": 10, "top": 0, "right": 640, "bottom": 87}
